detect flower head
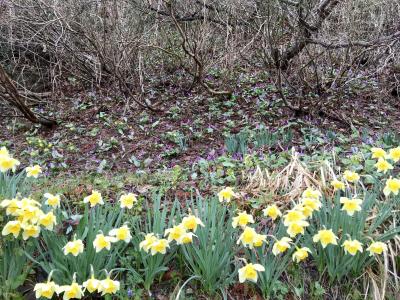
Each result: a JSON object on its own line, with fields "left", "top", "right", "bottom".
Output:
{"left": 263, "top": 205, "right": 282, "bottom": 220}
{"left": 331, "top": 180, "right": 345, "bottom": 191}
{"left": 237, "top": 226, "right": 257, "bottom": 248}
{"left": 63, "top": 238, "right": 84, "bottom": 256}
{"left": 232, "top": 211, "right": 254, "bottom": 228}
{"left": 371, "top": 147, "right": 387, "bottom": 159}
{"left": 165, "top": 224, "right": 186, "bottom": 242}
{"left": 83, "top": 190, "right": 104, "bottom": 207}
{"left": 181, "top": 214, "right": 205, "bottom": 232}
{"left": 253, "top": 234, "right": 267, "bottom": 247}
{"left": 57, "top": 281, "right": 84, "bottom": 300}
{"left": 313, "top": 229, "right": 338, "bottom": 248}
{"left": 98, "top": 276, "right": 120, "bottom": 296}
{"left": 93, "top": 234, "right": 117, "bottom": 252}
{"left": 109, "top": 225, "right": 132, "bottom": 243}
{"left": 139, "top": 233, "right": 157, "bottom": 253}
{"left": 34, "top": 281, "right": 59, "bottom": 299}
{"left": 283, "top": 209, "right": 306, "bottom": 226}
{"left": 2, "top": 220, "right": 21, "bottom": 238}
{"left": 343, "top": 170, "right": 360, "bottom": 183}
{"left": 150, "top": 238, "right": 169, "bottom": 255}
{"left": 286, "top": 220, "right": 309, "bottom": 238}
{"left": 302, "top": 188, "right": 321, "bottom": 199}
{"left": 177, "top": 232, "right": 196, "bottom": 244}
{"left": 292, "top": 247, "right": 311, "bottom": 263}
{"left": 218, "top": 187, "right": 235, "bottom": 203}
{"left": 301, "top": 197, "right": 322, "bottom": 212}
{"left": 0, "top": 148, "right": 20, "bottom": 173}
{"left": 83, "top": 266, "right": 100, "bottom": 293}
{"left": 340, "top": 197, "right": 362, "bottom": 216}
{"left": 119, "top": 193, "right": 137, "bottom": 209}
{"left": 272, "top": 237, "right": 292, "bottom": 256}
{"left": 389, "top": 147, "right": 400, "bottom": 162}
{"left": 238, "top": 263, "right": 265, "bottom": 283}
{"left": 367, "top": 241, "right": 387, "bottom": 256}
{"left": 44, "top": 193, "right": 61, "bottom": 208}
{"left": 22, "top": 224, "right": 41, "bottom": 240}
{"left": 26, "top": 165, "right": 42, "bottom": 178}
{"left": 375, "top": 159, "right": 393, "bottom": 173}
{"left": 39, "top": 211, "right": 57, "bottom": 230}
{"left": 342, "top": 239, "right": 363, "bottom": 255}
{"left": 383, "top": 177, "right": 400, "bottom": 196}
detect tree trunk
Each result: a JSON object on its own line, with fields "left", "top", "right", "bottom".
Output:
{"left": 0, "top": 64, "right": 56, "bottom": 127}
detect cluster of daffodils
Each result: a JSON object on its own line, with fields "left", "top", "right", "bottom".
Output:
{"left": 369, "top": 147, "right": 400, "bottom": 196}
{"left": 34, "top": 269, "right": 120, "bottom": 299}
{"left": 139, "top": 214, "right": 205, "bottom": 255}
{"left": 228, "top": 186, "right": 389, "bottom": 284}
{"left": 0, "top": 146, "right": 20, "bottom": 173}
{"left": 371, "top": 147, "right": 400, "bottom": 174}
{"left": 1, "top": 196, "right": 57, "bottom": 240}
{"left": 0, "top": 146, "right": 42, "bottom": 177}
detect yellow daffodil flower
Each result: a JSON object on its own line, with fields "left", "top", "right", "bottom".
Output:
{"left": 232, "top": 211, "right": 255, "bottom": 228}
{"left": 340, "top": 197, "right": 362, "bottom": 216}
{"left": 177, "top": 232, "right": 196, "bottom": 244}
{"left": 44, "top": 193, "right": 61, "bottom": 208}
{"left": 342, "top": 239, "right": 363, "bottom": 255}
{"left": 302, "top": 188, "right": 321, "bottom": 199}
{"left": 371, "top": 147, "right": 387, "bottom": 159}
{"left": 218, "top": 187, "right": 235, "bottom": 203}
{"left": 383, "top": 177, "right": 400, "bottom": 196}
{"left": 283, "top": 209, "right": 306, "bottom": 226}
{"left": 109, "top": 225, "right": 132, "bottom": 243}
{"left": 39, "top": 211, "right": 57, "bottom": 230}
{"left": 2, "top": 220, "right": 22, "bottom": 238}
{"left": 1, "top": 198, "right": 21, "bottom": 216}
{"left": 286, "top": 220, "right": 309, "bottom": 238}
{"left": 375, "top": 159, "right": 393, "bottom": 173}
{"left": 272, "top": 237, "right": 292, "bottom": 256}
{"left": 150, "top": 238, "right": 169, "bottom": 255}
{"left": 0, "top": 149, "right": 20, "bottom": 173}
{"left": 238, "top": 263, "right": 265, "bottom": 283}
{"left": 139, "top": 233, "right": 157, "bottom": 253}
{"left": 331, "top": 180, "right": 345, "bottom": 191}
{"left": 83, "top": 190, "right": 104, "bottom": 207}
{"left": 292, "top": 247, "right": 311, "bottom": 263}
{"left": 367, "top": 241, "right": 388, "bottom": 256}
{"left": 343, "top": 170, "right": 360, "bottom": 183}
{"left": 262, "top": 205, "right": 282, "bottom": 220}
{"left": 301, "top": 198, "right": 322, "bottom": 212}
{"left": 98, "top": 276, "right": 120, "bottom": 295}
{"left": 26, "top": 165, "right": 42, "bottom": 178}
{"left": 93, "top": 234, "right": 117, "bottom": 252}
{"left": 237, "top": 226, "right": 257, "bottom": 248}
{"left": 22, "top": 224, "right": 41, "bottom": 240}
{"left": 164, "top": 224, "right": 186, "bottom": 242}
{"left": 57, "top": 281, "right": 84, "bottom": 300}
{"left": 389, "top": 147, "right": 400, "bottom": 162}
{"left": 295, "top": 204, "right": 314, "bottom": 218}
{"left": 83, "top": 275, "right": 100, "bottom": 293}
{"left": 63, "top": 238, "right": 84, "bottom": 256}
{"left": 34, "top": 280, "right": 59, "bottom": 299}
{"left": 313, "top": 229, "right": 338, "bottom": 248}
{"left": 119, "top": 193, "right": 137, "bottom": 209}
{"left": 253, "top": 234, "right": 267, "bottom": 247}
{"left": 181, "top": 214, "right": 205, "bottom": 232}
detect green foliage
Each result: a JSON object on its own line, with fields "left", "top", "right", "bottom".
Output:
{"left": 123, "top": 195, "right": 179, "bottom": 291}
{"left": 0, "top": 171, "right": 33, "bottom": 299}
{"left": 246, "top": 223, "right": 294, "bottom": 298}
{"left": 26, "top": 203, "right": 125, "bottom": 284}
{"left": 179, "top": 197, "right": 238, "bottom": 296}
{"left": 303, "top": 187, "right": 400, "bottom": 282}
